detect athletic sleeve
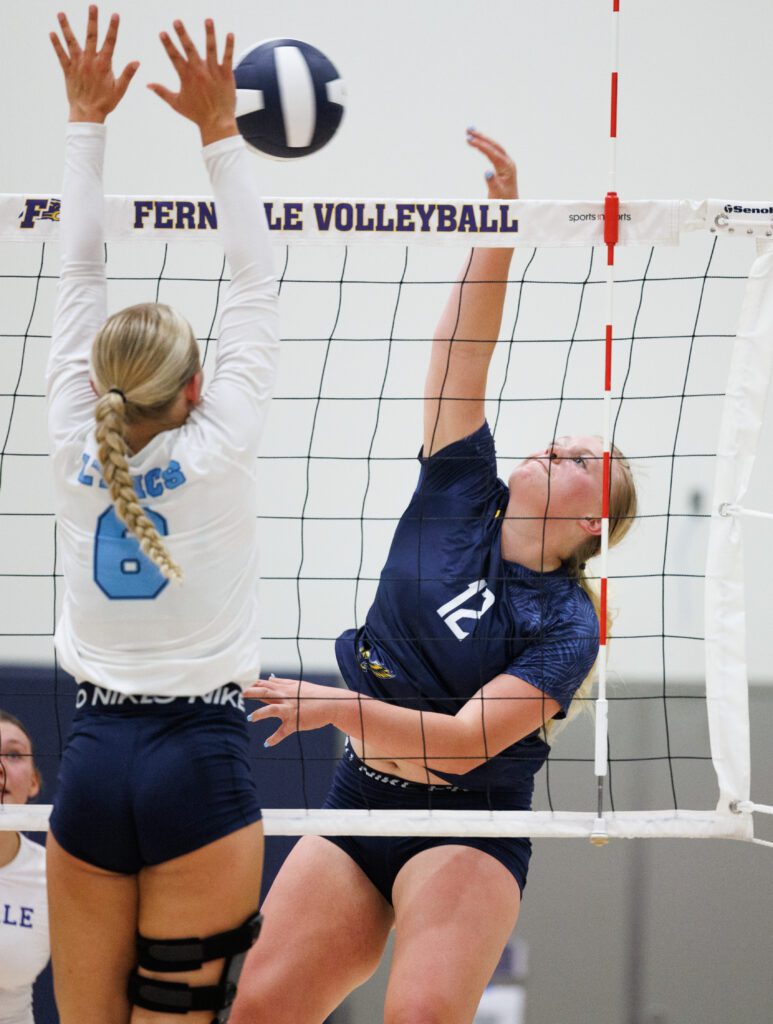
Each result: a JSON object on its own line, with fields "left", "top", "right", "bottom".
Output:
{"left": 189, "top": 134, "right": 280, "bottom": 458}
{"left": 414, "top": 421, "right": 500, "bottom": 504}
{"left": 504, "top": 588, "right": 600, "bottom": 717}
{"left": 46, "top": 122, "right": 107, "bottom": 449}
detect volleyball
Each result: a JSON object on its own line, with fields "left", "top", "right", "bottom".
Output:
{"left": 233, "top": 38, "right": 345, "bottom": 159}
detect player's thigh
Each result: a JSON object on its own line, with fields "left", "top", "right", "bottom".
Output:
{"left": 231, "top": 835, "right": 394, "bottom": 1024}
{"left": 46, "top": 832, "right": 139, "bottom": 1024}
{"left": 132, "top": 820, "right": 264, "bottom": 1024}
{"left": 385, "top": 844, "right": 521, "bottom": 1024}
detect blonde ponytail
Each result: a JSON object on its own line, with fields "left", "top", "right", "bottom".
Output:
{"left": 545, "top": 443, "right": 638, "bottom": 741}
{"left": 91, "top": 303, "right": 200, "bottom": 583}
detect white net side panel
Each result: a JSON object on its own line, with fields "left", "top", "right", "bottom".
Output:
{"left": 1, "top": 196, "right": 770, "bottom": 839}
{"left": 705, "top": 241, "right": 773, "bottom": 817}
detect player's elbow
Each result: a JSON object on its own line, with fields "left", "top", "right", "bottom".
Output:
{"left": 450, "top": 754, "right": 489, "bottom": 775}
{"left": 429, "top": 732, "right": 491, "bottom": 775}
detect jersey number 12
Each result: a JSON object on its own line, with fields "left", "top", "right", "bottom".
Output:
{"left": 437, "top": 580, "right": 495, "bottom": 641}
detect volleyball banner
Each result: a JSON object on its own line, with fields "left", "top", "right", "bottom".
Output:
{"left": 2, "top": 194, "right": 685, "bottom": 246}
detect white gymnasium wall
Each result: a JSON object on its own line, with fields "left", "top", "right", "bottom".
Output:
{"left": 2, "top": 0, "right": 773, "bottom": 685}
{"left": 4, "top": 11, "right": 773, "bottom": 1024}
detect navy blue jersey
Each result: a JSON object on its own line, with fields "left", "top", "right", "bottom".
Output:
{"left": 335, "top": 422, "right": 599, "bottom": 794}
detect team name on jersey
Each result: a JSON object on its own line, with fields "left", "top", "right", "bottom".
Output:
{"left": 1, "top": 904, "right": 34, "bottom": 928}
{"left": 78, "top": 453, "right": 186, "bottom": 498}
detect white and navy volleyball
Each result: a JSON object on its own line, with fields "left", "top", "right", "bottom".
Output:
{"left": 234, "top": 38, "right": 345, "bottom": 159}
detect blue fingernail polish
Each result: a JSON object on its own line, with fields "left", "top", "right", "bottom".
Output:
{"left": 263, "top": 740, "right": 270, "bottom": 748}
{"left": 485, "top": 170, "right": 494, "bottom": 180}
{"left": 467, "top": 125, "right": 476, "bottom": 131}
{"left": 246, "top": 713, "right": 252, "bottom": 721}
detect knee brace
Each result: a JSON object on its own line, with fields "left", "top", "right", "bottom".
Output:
{"left": 128, "top": 910, "right": 262, "bottom": 1021}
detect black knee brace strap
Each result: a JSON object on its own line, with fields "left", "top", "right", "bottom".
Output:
{"left": 128, "top": 910, "right": 262, "bottom": 1020}
{"left": 136, "top": 913, "right": 262, "bottom": 974}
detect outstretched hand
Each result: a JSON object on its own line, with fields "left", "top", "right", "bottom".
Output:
{"left": 50, "top": 5, "right": 139, "bottom": 123}
{"left": 245, "top": 676, "right": 348, "bottom": 748}
{"left": 466, "top": 129, "right": 518, "bottom": 200}
{"left": 148, "top": 18, "right": 238, "bottom": 146}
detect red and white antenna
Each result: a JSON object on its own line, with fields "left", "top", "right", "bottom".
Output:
{"left": 591, "top": 0, "right": 621, "bottom": 846}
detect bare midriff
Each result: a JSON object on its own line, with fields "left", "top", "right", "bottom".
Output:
{"left": 348, "top": 735, "right": 453, "bottom": 786}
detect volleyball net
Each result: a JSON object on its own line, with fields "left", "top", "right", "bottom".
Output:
{"left": 1, "top": 193, "right": 772, "bottom": 843}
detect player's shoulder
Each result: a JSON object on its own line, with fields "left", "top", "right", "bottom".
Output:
{"left": 421, "top": 420, "right": 496, "bottom": 464}
{"left": 173, "top": 409, "right": 261, "bottom": 473}
{"left": 569, "top": 578, "right": 598, "bottom": 614}
{"left": 19, "top": 835, "right": 46, "bottom": 867}
{"left": 556, "top": 577, "right": 599, "bottom": 627}
{"left": 415, "top": 421, "right": 501, "bottom": 503}
{"left": 519, "top": 573, "right": 598, "bottom": 644}
{"left": 554, "top": 582, "right": 600, "bottom": 664}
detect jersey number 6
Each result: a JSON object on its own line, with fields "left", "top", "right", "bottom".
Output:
{"left": 93, "top": 506, "right": 169, "bottom": 600}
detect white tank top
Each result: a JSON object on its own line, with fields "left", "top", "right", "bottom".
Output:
{"left": 0, "top": 836, "right": 49, "bottom": 1024}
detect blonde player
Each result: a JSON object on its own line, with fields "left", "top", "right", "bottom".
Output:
{"left": 237, "top": 133, "right": 637, "bottom": 1024}
{"left": 45, "top": 9, "right": 278, "bottom": 1023}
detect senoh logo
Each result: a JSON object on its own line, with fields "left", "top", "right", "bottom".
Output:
{"left": 723, "top": 204, "right": 773, "bottom": 215}
{"left": 437, "top": 580, "right": 495, "bottom": 641}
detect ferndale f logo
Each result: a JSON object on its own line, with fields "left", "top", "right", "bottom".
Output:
{"left": 437, "top": 580, "right": 495, "bottom": 641}
{"left": 19, "top": 198, "right": 61, "bottom": 228}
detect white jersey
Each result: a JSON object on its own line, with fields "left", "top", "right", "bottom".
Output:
{"left": 47, "top": 124, "right": 280, "bottom": 696}
{"left": 0, "top": 836, "right": 49, "bottom": 1024}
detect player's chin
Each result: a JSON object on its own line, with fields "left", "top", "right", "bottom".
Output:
{"left": 508, "top": 461, "right": 549, "bottom": 493}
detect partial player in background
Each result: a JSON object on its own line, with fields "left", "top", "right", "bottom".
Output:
{"left": 0, "top": 711, "right": 49, "bottom": 1024}
{"left": 45, "top": 9, "right": 279, "bottom": 1024}
{"left": 238, "top": 132, "right": 637, "bottom": 1024}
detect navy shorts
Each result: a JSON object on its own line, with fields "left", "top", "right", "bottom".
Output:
{"left": 321, "top": 744, "right": 532, "bottom": 904}
{"left": 49, "top": 683, "right": 262, "bottom": 874}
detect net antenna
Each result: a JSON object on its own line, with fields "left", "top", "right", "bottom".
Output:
{"left": 588, "top": 0, "right": 623, "bottom": 845}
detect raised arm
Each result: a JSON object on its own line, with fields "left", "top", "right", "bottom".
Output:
{"left": 47, "top": 7, "right": 139, "bottom": 446}
{"left": 424, "top": 131, "right": 518, "bottom": 456}
{"left": 149, "top": 20, "right": 279, "bottom": 454}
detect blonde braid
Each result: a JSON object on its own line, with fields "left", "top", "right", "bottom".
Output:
{"left": 94, "top": 391, "right": 183, "bottom": 583}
